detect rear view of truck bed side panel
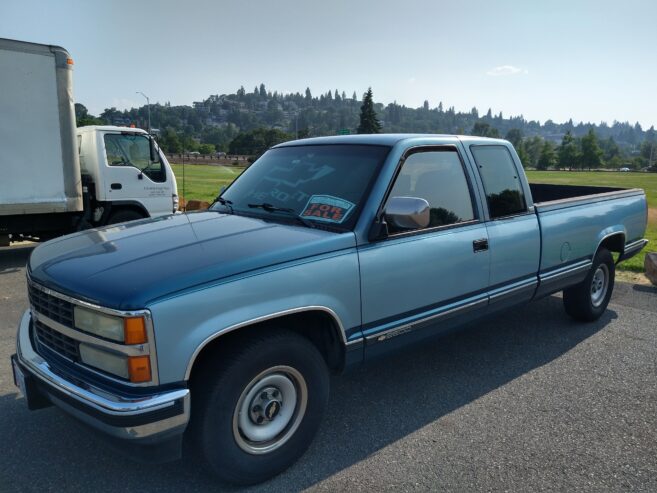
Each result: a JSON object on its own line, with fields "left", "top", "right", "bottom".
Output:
{"left": 536, "top": 191, "right": 647, "bottom": 277}
{"left": 0, "top": 38, "right": 81, "bottom": 216}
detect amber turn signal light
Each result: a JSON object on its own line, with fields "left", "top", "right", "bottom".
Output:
{"left": 128, "top": 356, "right": 152, "bottom": 383}
{"left": 124, "top": 317, "right": 147, "bottom": 345}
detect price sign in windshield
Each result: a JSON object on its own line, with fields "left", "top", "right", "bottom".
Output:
{"left": 301, "top": 195, "right": 355, "bottom": 224}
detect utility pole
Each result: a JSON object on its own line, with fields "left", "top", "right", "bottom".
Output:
{"left": 136, "top": 91, "right": 151, "bottom": 133}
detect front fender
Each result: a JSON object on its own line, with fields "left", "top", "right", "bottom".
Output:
{"left": 149, "top": 250, "right": 362, "bottom": 384}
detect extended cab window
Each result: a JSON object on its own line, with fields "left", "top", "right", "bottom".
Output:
{"left": 471, "top": 145, "right": 527, "bottom": 219}
{"left": 388, "top": 149, "right": 475, "bottom": 232}
{"left": 103, "top": 133, "right": 165, "bottom": 183}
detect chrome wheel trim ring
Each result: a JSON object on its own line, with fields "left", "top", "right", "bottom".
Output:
{"left": 232, "top": 365, "right": 308, "bottom": 455}
{"left": 590, "top": 264, "right": 609, "bottom": 307}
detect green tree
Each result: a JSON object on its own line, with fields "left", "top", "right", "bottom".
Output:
{"left": 537, "top": 141, "right": 556, "bottom": 170}
{"left": 198, "top": 143, "right": 215, "bottom": 155}
{"left": 75, "top": 103, "right": 103, "bottom": 127}
{"left": 472, "top": 121, "right": 499, "bottom": 138}
{"left": 74, "top": 103, "right": 88, "bottom": 120}
{"left": 580, "top": 129, "right": 603, "bottom": 170}
{"left": 504, "top": 128, "right": 523, "bottom": 148}
{"left": 601, "top": 136, "right": 620, "bottom": 165}
{"left": 558, "top": 131, "right": 579, "bottom": 170}
{"left": 182, "top": 134, "right": 199, "bottom": 152}
{"left": 160, "top": 127, "right": 182, "bottom": 153}
{"left": 516, "top": 142, "right": 529, "bottom": 168}
{"left": 228, "top": 128, "right": 293, "bottom": 157}
{"left": 640, "top": 127, "right": 657, "bottom": 165}
{"left": 357, "top": 88, "right": 382, "bottom": 134}
{"left": 524, "top": 136, "right": 544, "bottom": 168}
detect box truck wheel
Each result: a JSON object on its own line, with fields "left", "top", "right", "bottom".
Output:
{"left": 190, "top": 330, "right": 329, "bottom": 485}
{"left": 107, "top": 209, "right": 145, "bottom": 225}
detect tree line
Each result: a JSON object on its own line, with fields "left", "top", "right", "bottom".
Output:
{"left": 74, "top": 84, "right": 657, "bottom": 170}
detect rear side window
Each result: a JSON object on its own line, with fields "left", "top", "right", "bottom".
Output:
{"left": 388, "top": 149, "right": 475, "bottom": 231}
{"left": 471, "top": 145, "right": 527, "bottom": 219}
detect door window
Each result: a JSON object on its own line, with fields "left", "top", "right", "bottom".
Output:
{"left": 387, "top": 149, "right": 475, "bottom": 232}
{"left": 103, "top": 133, "right": 165, "bottom": 182}
{"left": 470, "top": 145, "right": 527, "bottom": 219}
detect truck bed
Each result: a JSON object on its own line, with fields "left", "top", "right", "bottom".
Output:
{"left": 530, "top": 182, "right": 624, "bottom": 203}
{"left": 529, "top": 183, "right": 644, "bottom": 211}
{"left": 529, "top": 182, "right": 647, "bottom": 285}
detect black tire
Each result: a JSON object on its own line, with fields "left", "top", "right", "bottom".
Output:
{"left": 107, "top": 209, "right": 145, "bottom": 225}
{"left": 190, "top": 330, "right": 329, "bottom": 485}
{"left": 563, "top": 248, "right": 615, "bottom": 322}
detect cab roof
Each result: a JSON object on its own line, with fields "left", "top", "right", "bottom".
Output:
{"left": 274, "top": 133, "right": 508, "bottom": 148}
{"left": 76, "top": 125, "right": 148, "bottom": 134}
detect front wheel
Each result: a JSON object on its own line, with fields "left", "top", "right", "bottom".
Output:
{"left": 563, "top": 248, "right": 615, "bottom": 322}
{"left": 190, "top": 331, "right": 329, "bottom": 485}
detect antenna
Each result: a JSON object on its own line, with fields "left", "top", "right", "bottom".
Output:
{"left": 182, "top": 136, "right": 186, "bottom": 212}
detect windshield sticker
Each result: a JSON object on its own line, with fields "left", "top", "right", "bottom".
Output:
{"left": 302, "top": 195, "right": 355, "bottom": 223}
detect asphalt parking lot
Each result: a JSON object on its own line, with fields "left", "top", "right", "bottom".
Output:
{"left": 1, "top": 244, "right": 656, "bottom": 492}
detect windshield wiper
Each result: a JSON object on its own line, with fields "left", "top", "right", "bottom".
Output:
{"left": 247, "top": 202, "right": 316, "bottom": 228}
{"left": 215, "top": 197, "right": 234, "bottom": 214}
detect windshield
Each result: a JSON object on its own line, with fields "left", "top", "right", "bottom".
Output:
{"left": 215, "top": 144, "right": 390, "bottom": 229}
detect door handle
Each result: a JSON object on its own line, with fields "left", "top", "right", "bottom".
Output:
{"left": 110, "top": 183, "right": 122, "bottom": 190}
{"left": 473, "top": 238, "right": 489, "bottom": 252}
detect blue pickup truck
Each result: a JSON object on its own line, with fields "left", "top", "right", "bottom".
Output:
{"left": 12, "top": 135, "right": 648, "bottom": 484}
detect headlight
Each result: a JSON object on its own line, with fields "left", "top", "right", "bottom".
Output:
{"left": 79, "top": 344, "right": 129, "bottom": 379}
{"left": 74, "top": 306, "right": 147, "bottom": 344}
{"left": 79, "top": 344, "right": 152, "bottom": 383}
{"left": 74, "top": 306, "right": 123, "bottom": 341}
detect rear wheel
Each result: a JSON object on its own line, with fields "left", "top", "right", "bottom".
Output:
{"left": 563, "top": 248, "right": 615, "bottom": 322}
{"left": 191, "top": 330, "right": 329, "bottom": 485}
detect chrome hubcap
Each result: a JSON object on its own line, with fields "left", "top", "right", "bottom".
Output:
{"left": 590, "top": 264, "right": 609, "bottom": 307}
{"left": 233, "top": 366, "right": 307, "bottom": 454}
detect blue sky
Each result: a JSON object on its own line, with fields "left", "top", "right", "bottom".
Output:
{"left": 2, "top": 0, "right": 656, "bottom": 128}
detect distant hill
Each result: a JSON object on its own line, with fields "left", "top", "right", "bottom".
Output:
{"left": 80, "top": 84, "right": 654, "bottom": 161}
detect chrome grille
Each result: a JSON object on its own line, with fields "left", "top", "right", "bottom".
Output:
{"left": 28, "top": 283, "right": 74, "bottom": 328}
{"left": 34, "top": 319, "right": 80, "bottom": 362}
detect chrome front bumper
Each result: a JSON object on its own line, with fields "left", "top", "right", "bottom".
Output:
{"left": 14, "top": 310, "right": 190, "bottom": 444}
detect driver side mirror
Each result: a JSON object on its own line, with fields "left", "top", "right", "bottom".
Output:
{"left": 149, "top": 136, "right": 159, "bottom": 162}
{"left": 384, "top": 196, "right": 430, "bottom": 231}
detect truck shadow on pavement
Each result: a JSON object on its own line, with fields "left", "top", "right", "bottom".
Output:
{"left": 0, "top": 296, "right": 615, "bottom": 492}
{"left": 0, "top": 245, "right": 34, "bottom": 275}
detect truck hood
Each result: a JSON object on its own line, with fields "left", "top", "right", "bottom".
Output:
{"left": 28, "top": 211, "right": 355, "bottom": 310}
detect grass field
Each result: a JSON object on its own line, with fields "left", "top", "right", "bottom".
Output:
{"left": 171, "top": 163, "right": 245, "bottom": 203}
{"left": 170, "top": 164, "right": 655, "bottom": 273}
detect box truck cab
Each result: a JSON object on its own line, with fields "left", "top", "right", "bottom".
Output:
{"left": 77, "top": 126, "right": 178, "bottom": 225}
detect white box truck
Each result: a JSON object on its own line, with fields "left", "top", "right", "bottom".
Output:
{"left": 0, "top": 38, "right": 178, "bottom": 246}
